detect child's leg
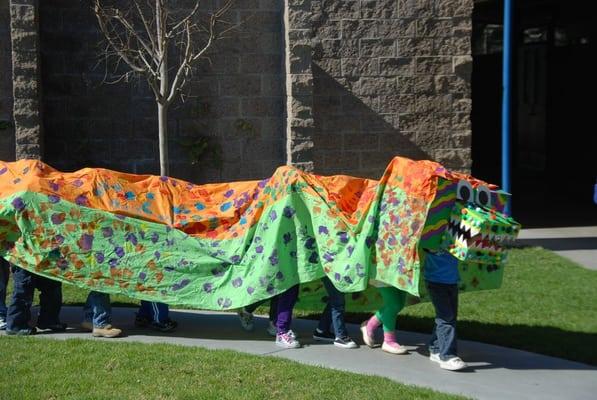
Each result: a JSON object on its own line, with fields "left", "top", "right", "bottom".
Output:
{"left": 268, "top": 296, "right": 278, "bottom": 323}
{"left": 6, "top": 266, "right": 34, "bottom": 333}
{"left": 149, "top": 302, "right": 170, "bottom": 324}
{"left": 426, "top": 281, "right": 458, "bottom": 360}
{"left": 275, "top": 285, "right": 299, "bottom": 334}
{"left": 0, "top": 259, "right": 10, "bottom": 323}
{"left": 137, "top": 300, "right": 153, "bottom": 319}
{"left": 35, "top": 275, "right": 63, "bottom": 328}
{"left": 375, "top": 286, "right": 407, "bottom": 333}
{"left": 321, "top": 277, "right": 348, "bottom": 338}
{"left": 87, "top": 291, "right": 112, "bottom": 328}
{"left": 244, "top": 298, "right": 269, "bottom": 314}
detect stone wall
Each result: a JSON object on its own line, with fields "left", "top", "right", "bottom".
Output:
{"left": 2, "top": 0, "right": 475, "bottom": 180}
{"left": 39, "top": 0, "right": 286, "bottom": 183}
{"left": 0, "top": 1, "right": 15, "bottom": 161}
{"left": 310, "top": 0, "right": 473, "bottom": 177}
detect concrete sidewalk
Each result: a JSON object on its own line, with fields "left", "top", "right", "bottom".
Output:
{"left": 517, "top": 226, "right": 597, "bottom": 270}
{"left": 2, "top": 306, "right": 596, "bottom": 400}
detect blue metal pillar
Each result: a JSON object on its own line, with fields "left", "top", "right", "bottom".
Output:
{"left": 501, "top": 0, "right": 513, "bottom": 215}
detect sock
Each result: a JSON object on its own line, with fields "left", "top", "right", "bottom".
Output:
{"left": 383, "top": 331, "right": 397, "bottom": 344}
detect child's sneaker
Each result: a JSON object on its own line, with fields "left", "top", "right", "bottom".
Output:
{"left": 134, "top": 314, "right": 151, "bottom": 328}
{"left": 360, "top": 321, "right": 378, "bottom": 347}
{"left": 0, "top": 317, "right": 7, "bottom": 330}
{"left": 312, "top": 328, "right": 335, "bottom": 342}
{"left": 334, "top": 336, "right": 358, "bottom": 349}
{"left": 439, "top": 357, "right": 468, "bottom": 371}
{"left": 36, "top": 322, "right": 68, "bottom": 332}
{"left": 237, "top": 308, "right": 254, "bottom": 331}
{"left": 5, "top": 327, "right": 35, "bottom": 336}
{"left": 276, "top": 331, "right": 301, "bottom": 348}
{"left": 92, "top": 324, "right": 122, "bottom": 338}
{"left": 266, "top": 321, "right": 277, "bottom": 336}
{"left": 150, "top": 319, "right": 178, "bottom": 333}
{"left": 381, "top": 341, "right": 408, "bottom": 355}
{"left": 429, "top": 352, "right": 440, "bottom": 363}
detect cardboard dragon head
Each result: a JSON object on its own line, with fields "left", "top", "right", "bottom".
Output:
{"left": 420, "top": 177, "right": 521, "bottom": 290}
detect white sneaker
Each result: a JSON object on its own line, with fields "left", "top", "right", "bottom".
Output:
{"left": 266, "top": 321, "right": 277, "bottom": 336}
{"left": 276, "top": 331, "right": 301, "bottom": 348}
{"left": 334, "top": 336, "right": 358, "bottom": 349}
{"left": 0, "top": 317, "right": 6, "bottom": 330}
{"left": 381, "top": 341, "right": 408, "bottom": 355}
{"left": 237, "top": 308, "right": 254, "bottom": 331}
{"left": 439, "top": 357, "right": 468, "bottom": 371}
{"left": 429, "top": 352, "right": 440, "bottom": 363}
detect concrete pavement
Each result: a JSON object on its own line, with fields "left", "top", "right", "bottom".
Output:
{"left": 2, "top": 306, "right": 596, "bottom": 400}
{"left": 517, "top": 226, "right": 597, "bottom": 270}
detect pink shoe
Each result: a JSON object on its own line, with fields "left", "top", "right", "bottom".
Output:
{"left": 361, "top": 317, "right": 379, "bottom": 347}
{"left": 381, "top": 341, "right": 408, "bottom": 354}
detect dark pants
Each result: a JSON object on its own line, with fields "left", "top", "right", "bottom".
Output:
{"left": 138, "top": 301, "right": 170, "bottom": 324}
{"left": 7, "top": 266, "right": 62, "bottom": 331}
{"left": 318, "top": 277, "right": 348, "bottom": 338}
{"left": 275, "top": 285, "right": 299, "bottom": 334}
{"left": 0, "top": 259, "right": 9, "bottom": 319}
{"left": 245, "top": 296, "right": 278, "bottom": 322}
{"left": 426, "top": 280, "right": 459, "bottom": 361}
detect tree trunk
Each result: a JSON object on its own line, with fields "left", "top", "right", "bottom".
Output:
{"left": 156, "top": 0, "right": 169, "bottom": 177}
{"left": 158, "top": 102, "right": 169, "bottom": 176}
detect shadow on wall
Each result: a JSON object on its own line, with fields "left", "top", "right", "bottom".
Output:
{"left": 311, "top": 64, "right": 431, "bottom": 179}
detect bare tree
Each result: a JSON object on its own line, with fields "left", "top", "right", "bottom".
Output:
{"left": 93, "top": 0, "right": 236, "bottom": 176}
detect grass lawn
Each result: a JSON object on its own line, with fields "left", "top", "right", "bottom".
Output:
{"left": 0, "top": 337, "right": 465, "bottom": 400}
{"left": 6, "top": 247, "right": 597, "bottom": 365}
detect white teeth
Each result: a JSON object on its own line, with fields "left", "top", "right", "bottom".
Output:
{"left": 470, "top": 226, "right": 480, "bottom": 236}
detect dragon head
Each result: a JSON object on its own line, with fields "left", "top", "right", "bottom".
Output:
{"left": 421, "top": 177, "right": 521, "bottom": 268}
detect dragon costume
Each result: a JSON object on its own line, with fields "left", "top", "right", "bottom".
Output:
{"left": 0, "top": 157, "right": 520, "bottom": 311}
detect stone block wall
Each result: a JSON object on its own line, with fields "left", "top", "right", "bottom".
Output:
{"left": 2, "top": 0, "right": 475, "bottom": 180}
{"left": 310, "top": 0, "right": 473, "bottom": 177}
{"left": 0, "top": 1, "right": 15, "bottom": 161}
{"left": 38, "top": 0, "right": 286, "bottom": 183}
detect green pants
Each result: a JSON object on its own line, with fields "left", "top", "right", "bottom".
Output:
{"left": 374, "top": 286, "right": 407, "bottom": 332}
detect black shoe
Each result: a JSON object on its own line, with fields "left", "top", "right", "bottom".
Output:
{"left": 312, "top": 328, "right": 335, "bottom": 342}
{"left": 134, "top": 314, "right": 151, "bottom": 328}
{"left": 151, "top": 319, "right": 178, "bottom": 333}
{"left": 334, "top": 336, "right": 358, "bottom": 349}
{"left": 6, "top": 327, "right": 35, "bottom": 336}
{"left": 37, "top": 322, "right": 67, "bottom": 332}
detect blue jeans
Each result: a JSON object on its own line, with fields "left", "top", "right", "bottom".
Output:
{"left": 83, "top": 291, "right": 112, "bottom": 328}
{"left": 318, "top": 277, "right": 348, "bottom": 338}
{"left": 426, "top": 281, "right": 459, "bottom": 361}
{"left": 6, "top": 266, "right": 62, "bottom": 331}
{"left": 0, "top": 259, "right": 10, "bottom": 319}
{"left": 138, "top": 301, "right": 170, "bottom": 324}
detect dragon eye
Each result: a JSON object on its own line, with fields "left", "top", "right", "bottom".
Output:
{"left": 456, "top": 180, "right": 474, "bottom": 202}
{"left": 476, "top": 186, "right": 492, "bottom": 207}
